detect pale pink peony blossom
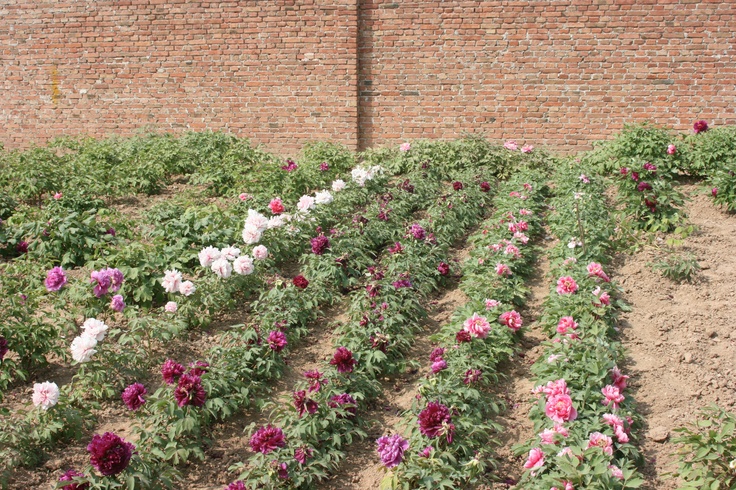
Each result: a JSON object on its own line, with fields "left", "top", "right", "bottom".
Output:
{"left": 245, "top": 209, "right": 269, "bottom": 232}
{"left": 238, "top": 193, "right": 251, "bottom": 201}
{"left": 70, "top": 335, "right": 97, "bottom": 363}
{"left": 519, "top": 208, "right": 533, "bottom": 216}
{"left": 81, "top": 318, "right": 108, "bottom": 342}
{"left": 211, "top": 258, "right": 232, "bottom": 279}
{"left": 297, "top": 195, "right": 316, "bottom": 213}
{"left": 332, "top": 179, "right": 347, "bottom": 192}
{"left": 233, "top": 256, "right": 255, "bottom": 275}
{"left": 484, "top": 299, "right": 500, "bottom": 310}
{"left": 53, "top": 192, "right": 63, "bottom": 200}
{"left": 198, "top": 246, "right": 221, "bottom": 268}
{"left": 400, "top": 142, "right": 411, "bottom": 152}
{"left": 463, "top": 313, "right": 491, "bottom": 339}
{"left": 179, "top": 280, "right": 196, "bottom": 296}
{"left": 221, "top": 246, "right": 241, "bottom": 261}
{"left": 611, "top": 366, "right": 629, "bottom": 391}
{"left": 587, "top": 432, "right": 614, "bottom": 456}
{"left": 32, "top": 381, "right": 60, "bottom": 409}
{"left": 162, "top": 269, "right": 183, "bottom": 293}
{"left": 496, "top": 263, "right": 512, "bottom": 276}
{"left": 556, "top": 276, "right": 578, "bottom": 295}
{"left": 504, "top": 140, "right": 518, "bottom": 150}
{"left": 164, "top": 301, "right": 178, "bottom": 313}
{"left": 579, "top": 174, "right": 590, "bottom": 183}
{"left": 514, "top": 232, "right": 529, "bottom": 244}
{"left": 241, "top": 223, "right": 263, "bottom": 245}
{"left": 602, "top": 385, "right": 625, "bottom": 410}
{"left": 521, "top": 144, "right": 534, "bottom": 153}
{"left": 253, "top": 245, "right": 269, "bottom": 260}
{"left": 609, "top": 465, "right": 624, "bottom": 480}
{"left": 315, "top": 190, "right": 333, "bottom": 205}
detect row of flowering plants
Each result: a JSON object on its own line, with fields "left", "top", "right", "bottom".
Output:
{"left": 377, "top": 172, "right": 546, "bottom": 489}
{"left": 225, "top": 165, "right": 499, "bottom": 488}
{"left": 515, "top": 164, "right": 645, "bottom": 489}
{"left": 0, "top": 159, "right": 410, "bottom": 486}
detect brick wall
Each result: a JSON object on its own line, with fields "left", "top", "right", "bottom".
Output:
{"left": 2, "top": 0, "right": 735, "bottom": 154}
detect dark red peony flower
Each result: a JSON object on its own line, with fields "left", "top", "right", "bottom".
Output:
{"left": 330, "top": 346, "right": 356, "bottom": 373}
{"left": 249, "top": 425, "right": 286, "bottom": 454}
{"left": 293, "top": 390, "right": 318, "bottom": 417}
{"left": 418, "top": 402, "right": 454, "bottom": 442}
{"left": 328, "top": 393, "right": 357, "bottom": 418}
{"left": 452, "top": 181, "right": 464, "bottom": 191}
{"left": 637, "top": 182, "right": 652, "bottom": 192}
{"left": 303, "top": 369, "right": 327, "bottom": 392}
{"left": 87, "top": 432, "right": 135, "bottom": 476}
{"left": 455, "top": 330, "right": 472, "bottom": 343}
{"left": 121, "top": 383, "right": 147, "bottom": 411}
{"left": 693, "top": 120, "right": 709, "bottom": 133}
{"left": 161, "top": 359, "right": 185, "bottom": 385}
{"left": 292, "top": 275, "right": 309, "bottom": 289}
{"left": 0, "top": 336, "right": 8, "bottom": 361}
{"left": 310, "top": 235, "right": 330, "bottom": 255}
{"left": 480, "top": 181, "right": 491, "bottom": 193}
{"left": 392, "top": 279, "right": 412, "bottom": 289}
{"left": 429, "top": 348, "right": 445, "bottom": 362}
{"left": 16, "top": 241, "right": 28, "bottom": 254}
{"left": 437, "top": 262, "right": 450, "bottom": 276}
{"left": 319, "top": 162, "right": 330, "bottom": 172}
{"left": 188, "top": 360, "right": 210, "bottom": 376}
{"left": 59, "top": 469, "right": 89, "bottom": 490}
{"left": 174, "top": 373, "right": 206, "bottom": 407}
{"left": 630, "top": 171, "right": 640, "bottom": 182}
{"left": 463, "top": 368, "right": 482, "bottom": 385}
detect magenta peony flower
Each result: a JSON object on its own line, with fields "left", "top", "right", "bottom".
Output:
{"left": 110, "top": 295, "right": 125, "bottom": 312}
{"left": 388, "top": 241, "right": 403, "bottom": 254}
{"left": 174, "top": 373, "right": 206, "bottom": 407}
{"left": 409, "top": 224, "right": 426, "bottom": 240}
{"left": 480, "top": 181, "right": 491, "bottom": 193}
{"left": 161, "top": 359, "right": 185, "bottom": 384}
{"left": 269, "top": 198, "right": 284, "bottom": 214}
{"left": 250, "top": 425, "right": 286, "bottom": 454}
{"left": 429, "top": 347, "right": 445, "bottom": 362}
{"left": 637, "top": 181, "right": 652, "bottom": 192}
{"left": 693, "top": 120, "right": 709, "bottom": 133}
{"left": 292, "top": 275, "right": 309, "bottom": 289}
{"left": 630, "top": 171, "right": 640, "bottom": 182}
{"left": 281, "top": 159, "right": 298, "bottom": 172}
{"left": 393, "top": 278, "right": 412, "bottom": 289}
{"left": 556, "top": 316, "right": 579, "bottom": 335}
{"left": 45, "top": 266, "right": 68, "bottom": 292}
{"left": 620, "top": 167, "right": 629, "bottom": 176}
{"left": 418, "top": 402, "right": 454, "bottom": 441}
{"left": 304, "top": 369, "right": 327, "bottom": 392}
{"left": 330, "top": 346, "right": 356, "bottom": 373}
{"left": 328, "top": 393, "right": 357, "bottom": 418}
{"left": 643, "top": 162, "right": 657, "bottom": 171}
{"left": 224, "top": 482, "right": 247, "bottom": 490}
{"left": 452, "top": 181, "right": 464, "bottom": 191}
{"left": 419, "top": 446, "right": 433, "bottom": 458}
{"left": 90, "top": 270, "right": 111, "bottom": 297}
{"left": 293, "top": 390, "right": 318, "bottom": 417}
{"left": 545, "top": 393, "right": 578, "bottom": 423}
{"left": 310, "top": 235, "right": 330, "bottom": 255}
{"left": 712, "top": 187, "right": 718, "bottom": 197}
{"left": 59, "top": 469, "right": 89, "bottom": 490}
{"left": 0, "top": 336, "right": 8, "bottom": 361}
{"left": 294, "top": 446, "right": 314, "bottom": 464}
{"left": 121, "top": 383, "right": 147, "bottom": 411}
{"left": 87, "top": 432, "right": 135, "bottom": 476}
{"left": 499, "top": 310, "right": 523, "bottom": 331}
{"left": 268, "top": 331, "right": 288, "bottom": 352}
{"left": 437, "top": 262, "right": 450, "bottom": 276}
{"left": 556, "top": 276, "right": 578, "bottom": 295}
{"left": 431, "top": 359, "right": 447, "bottom": 374}
{"left": 464, "top": 368, "right": 482, "bottom": 385}
{"left": 376, "top": 434, "right": 409, "bottom": 468}
{"left": 319, "top": 161, "right": 330, "bottom": 171}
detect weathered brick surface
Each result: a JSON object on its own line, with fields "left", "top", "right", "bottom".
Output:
{"left": 2, "top": 1, "right": 735, "bottom": 153}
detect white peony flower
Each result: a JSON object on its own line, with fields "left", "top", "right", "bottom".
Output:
{"left": 162, "top": 269, "right": 183, "bottom": 293}
{"left": 179, "top": 280, "right": 196, "bottom": 296}
{"left": 252, "top": 245, "right": 269, "bottom": 261}
{"left": 314, "top": 190, "right": 333, "bottom": 205}
{"left": 80, "top": 318, "right": 108, "bottom": 342}
{"left": 221, "top": 246, "right": 241, "bottom": 261}
{"left": 297, "top": 195, "right": 315, "bottom": 213}
{"left": 332, "top": 179, "right": 346, "bottom": 192}
{"left": 242, "top": 223, "right": 263, "bottom": 245}
{"left": 233, "top": 255, "right": 255, "bottom": 275}
{"left": 211, "top": 257, "right": 232, "bottom": 278}
{"left": 245, "top": 209, "right": 269, "bottom": 232}
{"left": 32, "top": 381, "right": 60, "bottom": 410}
{"left": 70, "top": 335, "right": 97, "bottom": 363}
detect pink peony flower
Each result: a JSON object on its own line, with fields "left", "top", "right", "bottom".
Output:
{"left": 87, "top": 432, "right": 134, "bottom": 476}
{"left": 250, "top": 425, "right": 286, "bottom": 454}
{"left": 504, "top": 140, "right": 518, "bottom": 150}
{"left": 667, "top": 144, "right": 677, "bottom": 155}
{"left": 238, "top": 193, "right": 251, "bottom": 201}
{"left": 521, "top": 144, "right": 534, "bottom": 153}
{"left": 121, "top": 383, "right": 147, "bottom": 411}
{"left": 485, "top": 299, "right": 500, "bottom": 310}
{"left": 198, "top": 246, "right": 221, "bottom": 268}
{"left": 178, "top": 280, "right": 196, "bottom": 296}
{"left": 45, "top": 266, "right": 68, "bottom": 292}
{"left": 712, "top": 187, "right": 718, "bottom": 197}
{"left": 162, "top": 269, "right": 183, "bottom": 293}
{"left": 58, "top": 469, "right": 89, "bottom": 490}
{"left": 579, "top": 174, "right": 590, "bottom": 183}
{"left": 233, "top": 256, "right": 255, "bottom": 275}
{"left": 592, "top": 286, "right": 611, "bottom": 307}
{"left": 164, "top": 301, "right": 178, "bottom": 313}
{"left": 524, "top": 447, "right": 545, "bottom": 471}
{"left": 542, "top": 378, "right": 571, "bottom": 397}
{"left": 294, "top": 446, "right": 313, "bottom": 464}
{"left": 419, "top": 446, "right": 433, "bottom": 458}
{"left": 431, "top": 359, "right": 447, "bottom": 374}
{"left": 609, "top": 465, "right": 624, "bottom": 480}
{"left": 602, "top": 384, "right": 625, "bottom": 409}
{"left": 587, "top": 432, "right": 614, "bottom": 455}
{"left": 269, "top": 198, "right": 285, "bottom": 214}
{"left": 32, "top": 381, "right": 60, "bottom": 410}
{"left": 400, "top": 142, "right": 411, "bottom": 152}
{"left": 611, "top": 366, "right": 629, "bottom": 391}
{"left": 211, "top": 258, "right": 232, "bottom": 278}
{"left": 268, "top": 331, "right": 288, "bottom": 352}
{"left": 556, "top": 316, "right": 579, "bottom": 335}
{"left": 545, "top": 394, "right": 578, "bottom": 423}
{"left": 463, "top": 313, "right": 491, "bottom": 338}
{"left": 499, "top": 310, "right": 523, "bottom": 331}
{"left": 376, "top": 434, "right": 409, "bottom": 468}
{"left": 496, "top": 263, "right": 512, "bottom": 276}
{"left": 643, "top": 162, "right": 657, "bottom": 171}
{"left": 463, "top": 368, "right": 482, "bottom": 385}
{"left": 281, "top": 159, "right": 298, "bottom": 172}
{"left": 556, "top": 276, "right": 578, "bottom": 295}
{"left": 53, "top": 192, "right": 63, "bottom": 200}
{"left": 225, "top": 482, "right": 246, "bottom": 490}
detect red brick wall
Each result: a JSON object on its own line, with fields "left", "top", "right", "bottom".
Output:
{"left": 2, "top": 0, "right": 735, "bottom": 154}
{"left": 0, "top": 1, "right": 359, "bottom": 155}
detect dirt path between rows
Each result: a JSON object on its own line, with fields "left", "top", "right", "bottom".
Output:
{"left": 615, "top": 185, "right": 736, "bottom": 489}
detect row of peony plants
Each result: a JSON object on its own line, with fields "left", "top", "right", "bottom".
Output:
{"left": 377, "top": 172, "right": 546, "bottom": 489}
{"left": 515, "top": 164, "right": 644, "bottom": 489}
{"left": 225, "top": 167, "right": 500, "bottom": 488}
